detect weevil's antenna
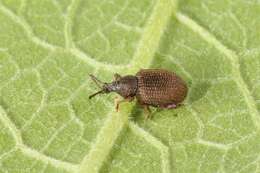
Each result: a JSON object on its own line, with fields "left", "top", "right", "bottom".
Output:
{"left": 89, "top": 90, "right": 104, "bottom": 99}
{"left": 89, "top": 74, "right": 105, "bottom": 88}
{"left": 89, "top": 74, "right": 108, "bottom": 99}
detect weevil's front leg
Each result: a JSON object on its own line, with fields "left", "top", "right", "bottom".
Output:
{"left": 114, "top": 96, "right": 134, "bottom": 112}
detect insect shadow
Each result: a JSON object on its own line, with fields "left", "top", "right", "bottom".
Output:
{"left": 129, "top": 104, "right": 158, "bottom": 121}
{"left": 129, "top": 81, "right": 211, "bottom": 120}
{"left": 187, "top": 81, "right": 211, "bottom": 104}
{"left": 129, "top": 104, "right": 144, "bottom": 121}
{"left": 130, "top": 104, "right": 175, "bottom": 121}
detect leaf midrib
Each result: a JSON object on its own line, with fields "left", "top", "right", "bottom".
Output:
{"left": 78, "top": 0, "right": 175, "bottom": 172}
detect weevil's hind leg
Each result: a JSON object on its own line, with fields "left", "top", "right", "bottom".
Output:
{"left": 177, "top": 103, "right": 185, "bottom": 107}
{"left": 143, "top": 105, "right": 151, "bottom": 120}
{"left": 114, "top": 96, "right": 134, "bottom": 112}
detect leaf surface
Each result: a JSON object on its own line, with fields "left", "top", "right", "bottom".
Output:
{"left": 0, "top": 0, "right": 259, "bottom": 173}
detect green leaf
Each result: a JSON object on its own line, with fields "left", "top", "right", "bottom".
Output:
{"left": 0, "top": 0, "right": 259, "bottom": 173}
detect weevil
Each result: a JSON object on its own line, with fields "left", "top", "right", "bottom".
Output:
{"left": 89, "top": 69, "right": 188, "bottom": 118}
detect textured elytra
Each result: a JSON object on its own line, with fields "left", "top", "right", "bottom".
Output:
{"left": 136, "top": 69, "right": 188, "bottom": 107}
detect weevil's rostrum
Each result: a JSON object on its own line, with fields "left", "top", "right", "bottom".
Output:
{"left": 89, "top": 69, "right": 188, "bottom": 113}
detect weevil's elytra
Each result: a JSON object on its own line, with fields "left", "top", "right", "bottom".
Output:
{"left": 89, "top": 69, "right": 188, "bottom": 117}
{"left": 136, "top": 69, "right": 187, "bottom": 108}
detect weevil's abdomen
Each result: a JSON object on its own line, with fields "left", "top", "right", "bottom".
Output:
{"left": 136, "top": 69, "right": 188, "bottom": 107}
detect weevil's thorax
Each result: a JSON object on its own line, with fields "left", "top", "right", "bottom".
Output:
{"left": 108, "top": 75, "right": 138, "bottom": 98}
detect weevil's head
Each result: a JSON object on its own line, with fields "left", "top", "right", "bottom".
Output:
{"left": 89, "top": 74, "right": 138, "bottom": 99}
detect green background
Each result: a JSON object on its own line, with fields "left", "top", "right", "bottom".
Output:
{"left": 0, "top": 0, "right": 259, "bottom": 172}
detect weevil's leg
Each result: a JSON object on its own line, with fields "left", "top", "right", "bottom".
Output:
{"left": 143, "top": 105, "right": 151, "bottom": 119}
{"left": 114, "top": 96, "right": 134, "bottom": 112}
{"left": 114, "top": 96, "right": 120, "bottom": 111}
{"left": 176, "top": 103, "right": 185, "bottom": 107}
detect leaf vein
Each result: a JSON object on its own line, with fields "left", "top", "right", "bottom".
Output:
{"left": 69, "top": 48, "right": 127, "bottom": 73}
{"left": 19, "top": 144, "right": 78, "bottom": 172}
{"left": 64, "top": 0, "right": 79, "bottom": 49}
{"left": 197, "top": 139, "right": 229, "bottom": 150}
{"left": 0, "top": 2, "right": 127, "bottom": 73}
{"left": 78, "top": 0, "right": 176, "bottom": 172}
{"left": 0, "top": 106, "right": 22, "bottom": 145}
{"left": 176, "top": 12, "right": 260, "bottom": 130}
{"left": 129, "top": 122, "right": 170, "bottom": 173}
{"left": 0, "top": 106, "right": 78, "bottom": 172}
{"left": 0, "top": 3, "right": 58, "bottom": 51}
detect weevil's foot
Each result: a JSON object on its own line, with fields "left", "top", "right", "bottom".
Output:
{"left": 177, "top": 103, "right": 185, "bottom": 107}
{"left": 144, "top": 112, "right": 151, "bottom": 120}
{"left": 165, "top": 103, "right": 177, "bottom": 109}
{"left": 114, "top": 96, "right": 120, "bottom": 112}
{"left": 167, "top": 103, "right": 185, "bottom": 109}
{"left": 115, "top": 104, "right": 120, "bottom": 112}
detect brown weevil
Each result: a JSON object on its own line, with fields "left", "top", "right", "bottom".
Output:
{"left": 89, "top": 69, "right": 188, "bottom": 118}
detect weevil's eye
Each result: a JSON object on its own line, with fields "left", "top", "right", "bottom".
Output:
{"left": 114, "top": 80, "right": 121, "bottom": 88}
{"left": 114, "top": 73, "right": 121, "bottom": 80}
{"left": 111, "top": 80, "right": 119, "bottom": 85}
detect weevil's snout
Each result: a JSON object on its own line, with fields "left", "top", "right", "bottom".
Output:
{"left": 101, "top": 83, "right": 112, "bottom": 93}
